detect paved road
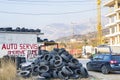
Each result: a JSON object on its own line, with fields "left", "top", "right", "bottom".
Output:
{"left": 78, "top": 59, "right": 120, "bottom": 80}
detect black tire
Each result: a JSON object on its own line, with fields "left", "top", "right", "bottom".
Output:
{"left": 38, "top": 65, "right": 49, "bottom": 73}
{"left": 75, "top": 69, "right": 81, "bottom": 75}
{"left": 58, "top": 48, "right": 66, "bottom": 55}
{"left": 39, "top": 61, "right": 49, "bottom": 65}
{"left": 86, "top": 63, "right": 92, "bottom": 71}
{"left": 18, "top": 71, "right": 30, "bottom": 78}
{"left": 43, "top": 54, "right": 51, "bottom": 61}
{"left": 70, "top": 74, "right": 80, "bottom": 79}
{"left": 62, "top": 66, "right": 73, "bottom": 75}
{"left": 36, "top": 76, "right": 46, "bottom": 80}
{"left": 61, "top": 53, "right": 69, "bottom": 62}
{"left": 50, "top": 50, "right": 58, "bottom": 55}
{"left": 33, "top": 65, "right": 39, "bottom": 72}
{"left": 53, "top": 48, "right": 59, "bottom": 52}
{"left": 80, "top": 67, "right": 89, "bottom": 78}
{"left": 58, "top": 71, "right": 69, "bottom": 80}
{"left": 53, "top": 70, "right": 58, "bottom": 78}
{"left": 54, "top": 60, "right": 63, "bottom": 67}
{"left": 68, "top": 62, "right": 76, "bottom": 68}
{"left": 50, "top": 59, "right": 55, "bottom": 67}
{"left": 101, "top": 65, "right": 109, "bottom": 74}
{"left": 67, "top": 54, "right": 73, "bottom": 60}
{"left": 54, "top": 55, "right": 62, "bottom": 61}
{"left": 40, "top": 73, "right": 51, "bottom": 78}
{"left": 68, "top": 62, "right": 81, "bottom": 69}
{"left": 71, "top": 58, "right": 79, "bottom": 64}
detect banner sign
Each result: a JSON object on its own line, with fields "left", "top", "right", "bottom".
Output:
{"left": 1, "top": 43, "right": 38, "bottom": 59}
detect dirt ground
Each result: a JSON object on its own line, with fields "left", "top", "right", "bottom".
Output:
{"left": 28, "top": 75, "right": 99, "bottom": 80}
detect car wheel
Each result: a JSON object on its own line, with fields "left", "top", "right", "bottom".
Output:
{"left": 101, "top": 65, "right": 109, "bottom": 74}
{"left": 86, "top": 63, "right": 92, "bottom": 71}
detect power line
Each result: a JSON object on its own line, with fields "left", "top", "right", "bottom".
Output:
{"left": 7, "top": 0, "right": 94, "bottom": 3}
{"left": 0, "top": 0, "right": 95, "bottom": 5}
{"left": 0, "top": 8, "right": 98, "bottom": 15}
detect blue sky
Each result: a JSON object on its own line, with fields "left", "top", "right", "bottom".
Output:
{"left": 0, "top": 0, "right": 108, "bottom": 39}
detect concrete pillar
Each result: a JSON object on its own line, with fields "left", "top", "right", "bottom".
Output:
{"left": 115, "top": 0, "right": 118, "bottom": 9}
{"left": 116, "top": 24, "right": 119, "bottom": 32}
{"left": 118, "top": 35, "right": 120, "bottom": 44}
{"left": 110, "top": 38, "right": 112, "bottom": 45}
{"left": 114, "top": 27, "right": 115, "bottom": 33}
{"left": 115, "top": 26, "right": 117, "bottom": 33}
{"left": 109, "top": 28, "right": 112, "bottom": 34}
{"left": 115, "top": 36, "right": 117, "bottom": 44}
{"left": 115, "top": 0, "right": 119, "bottom": 20}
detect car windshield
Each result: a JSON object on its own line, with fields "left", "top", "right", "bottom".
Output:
{"left": 112, "top": 55, "right": 120, "bottom": 61}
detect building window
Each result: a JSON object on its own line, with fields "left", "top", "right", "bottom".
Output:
{"left": 119, "top": 25, "right": 120, "bottom": 32}
{"left": 110, "top": 16, "right": 115, "bottom": 23}
{"left": 112, "top": 37, "right": 115, "bottom": 45}
{"left": 112, "top": 27, "right": 115, "bottom": 33}
{"left": 119, "top": 13, "right": 120, "bottom": 19}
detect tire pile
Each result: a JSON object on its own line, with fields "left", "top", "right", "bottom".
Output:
{"left": 18, "top": 48, "right": 89, "bottom": 80}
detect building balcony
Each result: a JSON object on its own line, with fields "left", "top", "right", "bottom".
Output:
{"left": 116, "top": 20, "right": 120, "bottom": 24}
{"left": 104, "top": 0, "right": 114, "bottom": 7}
{"left": 115, "top": 8, "right": 120, "bottom": 12}
{"left": 105, "top": 22, "right": 116, "bottom": 28}
{"left": 105, "top": 32, "right": 120, "bottom": 38}
{"left": 106, "top": 12, "right": 116, "bottom": 17}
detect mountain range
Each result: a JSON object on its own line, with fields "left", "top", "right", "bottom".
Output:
{"left": 41, "top": 17, "right": 108, "bottom": 40}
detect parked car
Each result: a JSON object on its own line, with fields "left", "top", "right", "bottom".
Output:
{"left": 86, "top": 53, "right": 120, "bottom": 74}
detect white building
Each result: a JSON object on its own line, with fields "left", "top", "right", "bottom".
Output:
{"left": 0, "top": 28, "right": 43, "bottom": 60}
{"left": 104, "top": 0, "right": 120, "bottom": 46}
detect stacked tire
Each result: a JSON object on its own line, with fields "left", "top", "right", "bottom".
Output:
{"left": 18, "top": 48, "right": 89, "bottom": 80}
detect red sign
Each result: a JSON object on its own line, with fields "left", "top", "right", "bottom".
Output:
{"left": 1, "top": 43, "right": 38, "bottom": 59}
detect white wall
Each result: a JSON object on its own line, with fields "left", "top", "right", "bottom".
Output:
{"left": 0, "top": 33, "right": 37, "bottom": 44}
{"left": 0, "top": 33, "right": 38, "bottom": 59}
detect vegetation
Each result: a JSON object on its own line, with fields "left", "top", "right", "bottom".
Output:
{"left": 0, "top": 59, "right": 16, "bottom": 80}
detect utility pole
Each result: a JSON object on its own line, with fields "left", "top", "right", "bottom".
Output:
{"left": 71, "top": 22, "right": 76, "bottom": 38}
{"left": 97, "top": 0, "right": 103, "bottom": 45}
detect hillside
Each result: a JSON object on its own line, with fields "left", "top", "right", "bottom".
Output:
{"left": 56, "top": 28, "right": 109, "bottom": 42}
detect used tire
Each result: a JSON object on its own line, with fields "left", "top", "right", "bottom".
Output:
{"left": 70, "top": 74, "right": 80, "bottom": 79}
{"left": 36, "top": 76, "right": 46, "bottom": 80}
{"left": 38, "top": 65, "right": 49, "bottom": 73}
{"left": 18, "top": 71, "right": 30, "bottom": 78}
{"left": 61, "top": 53, "right": 69, "bottom": 62}
{"left": 40, "top": 73, "right": 51, "bottom": 78}
{"left": 43, "top": 54, "right": 51, "bottom": 61}
{"left": 49, "top": 59, "right": 55, "bottom": 68}
{"left": 58, "top": 48, "right": 66, "bottom": 55}
{"left": 80, "top": 67, "right": 89, "bottom": 78}
{"left": 68, "top": 62, "right": 80, "bottom": 68}
{"left": 58, "top": 71, "right": 69, "bottom": 80}
{"left": 54, "top": 55, "right": 62, "bottom": 61}
{"left": 39, "top": 61, "right": 49, "bottom": 65}
{"left": 71, "top": 58, "right": 79, "bottom": 64}
{"left": 53, "top": 70, "right": 58, "bottom": 78}
{"left": 50, "top": 50, "right": 58, "bottom": 55}
{"left": 75, "top": 69, "right": 81, "bottom": 75}
{"left": 54, "top": 60, "right": 63, "bottom": 67}
{"left": 33, "top": 65, "right": 39, "bottom": 72}
{"left": 62, "top": 66, "right": 73, "bottom": 75}
{"left": 53, "top": 48, "right": 59, "bottom": 52}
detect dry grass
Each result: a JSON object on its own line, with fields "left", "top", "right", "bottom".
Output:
{"left": 0, "top": 59, "right": 17, "bottom": 80}
{"left": 0, "top": 59, "right": 33, "bottom": 80}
